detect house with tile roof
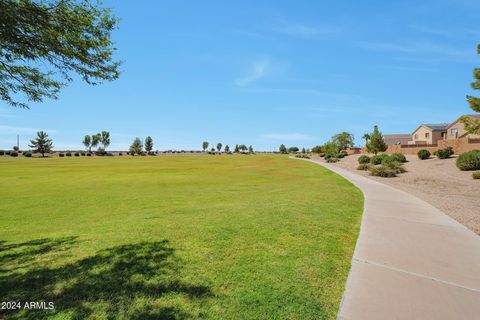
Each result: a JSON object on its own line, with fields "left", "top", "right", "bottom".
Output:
{"left": 445, "top": 114, "right": 480, "bottom": 140}
{"left": 409, "top": 123, "right": 449, "bottom": 145}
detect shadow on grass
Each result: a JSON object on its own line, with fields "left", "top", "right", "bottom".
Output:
{"left": 0, "top": 238, "right": 212, "bottom": 319}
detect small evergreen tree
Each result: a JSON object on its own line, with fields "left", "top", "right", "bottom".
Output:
{"left": 463, "top": 43, "right": 480, "bottom": 134}
{"left": 82, "top": 135, "right": 91, "bottom": 152}
{"left": 234, "top": 144, "right": 240, "bottom": 153}
{"left": 216, "top": 143, "right": 222, "bottom": 153}
{"left": 202, "top": 141, "right": 209, "bottom": 152}
{"left": 29, "top": 131, "right": 53, "bottom": 157}
{"left": 145, "top": 136, "right": 153, "bottom": 153}
{"left": 366, "top": 125, "right": 387, "bottom": 155}
{"left": 248, "top": 145, "right": 254, "bottom": 153}
{"left": 224, "top": 145, "right": 230, "bottom": 153}
{"left": 279, "top": 144, "right": 287, "bottom": 154}
{"left": 301, "top": 147, "right": 306, "bottom": 153}
{"left": 130, "top": 138, "right": 143, "bottom": 155}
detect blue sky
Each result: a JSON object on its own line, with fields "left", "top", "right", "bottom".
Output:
{"left": 1, "top": 0, "right": 480, "bottom": 151}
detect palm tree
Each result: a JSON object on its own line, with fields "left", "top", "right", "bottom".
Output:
{"left": 362, "top": 133, "right": 370, "bottom": 146}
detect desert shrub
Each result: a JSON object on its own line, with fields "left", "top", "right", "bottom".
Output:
{"left": 358, "top": 155, "right": 370, "bottom": 164}
{"left": 357, "top": 163, "right": 371, "bottom": 170}
{"left": 369, "top": 165, "right": 397, "bottom": 177}
{"left": 389, "top": 153, "right": 407, "bottom": 163}
{"left": 434, "top": 147, "right": 454, "bottom": 159}
{"left": 119, "top": 152, "right": 123, "bottom": 156}
{"left": 337, "top": 151, "right": 347, "bottom": 159}
{"left": 417, "top": 149, "right": 431, "bottom": 160}
{"left": 295, "top": 154, "right": 310, "bottom": 159}
{"left": 0, "top": 150, "right": 4, "bottom": 155}
{"left": 472, "top": 171, "right": 480, "bottom": 179}
{"left": 358, "top": 154, "right": 370, "bottom": 164}
{"left": 59, "top": 153, "right": 65, "bottom": 157}
{"left": 10, "top": 151, "right": 18, "bottom": 157}
{"left": 318, "top": 153, "right": 325, "bottom": 158}
{"left": 370, "top": 154, "right": 388, "bottom": 165}
{"left": 66, "top": 152, "right": 72, "bottom": 157}
{"left": 456, "top": 150, "right": 480, "bottom": 171}
{"left": 74, "top": 152, "right": 80, "bottom": 157}
{"left": 325, "top": 157, "right": 339, "bottom": 163}
{"left": 24, "top": 152, "right": 32, "bottom": 157}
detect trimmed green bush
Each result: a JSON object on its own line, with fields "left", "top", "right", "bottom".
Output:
{"left": 369, "top": 165, "right": 397, "bottom": 177}
{"left": 59, "top": 153, "right": 65, "bottom": 157}
{"left": 66, "top": 152, "right": 72, "bottom": 157}
{"left": 434, "top": 147, "right": 454, "bottom": 159}
{"left": 357, "top": 163, "right": 371, "bottom": 171}
{"left": 295, "top": 154, "right": 310, "bottom": 159}
{"left": 10, "top": 151, "right": 18, "bottom": 157}
{"left": 24, "top": 152, "right": 32, "bottom": 158}
{"left": 389, "top": 153, "right": 407, "bottom": 163}
{"left": 472, "top": 171, "right": 480, "bottom": 179}
{"left": 81, "top": 152, "right": 86, "bottom": 156}
{"left": 74, "top": 152, "right": 80, "bottom": 157}
{"left": 0, "top": 150, "right": 4, "bottom": 155}
{"left": 370, "top": 154, "right": 388, "bottom": 165}
{"left": 87, "top": 153, "right": 92, "bottom": 157}
{"left": 358, "top": 155, "right": 370, "bottom": 164}
{"left": 417, "top": 149, "right": 431, "bottom": 160}
{"left": 456, "top": 150, "right": 480, "bottom": 171}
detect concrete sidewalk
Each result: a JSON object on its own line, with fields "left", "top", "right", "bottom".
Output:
{"left": 307, "top": 159, "right": 480, "bottom": 320}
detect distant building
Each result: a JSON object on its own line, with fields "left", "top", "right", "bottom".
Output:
{"left": 383, "top": 134, "right": 412, "bottom": 146}
{"left": 446, "top": 115, "right": 480, "bottom": 140}
{"left": 409, "top": 123, "right": 449, "bottom": 145}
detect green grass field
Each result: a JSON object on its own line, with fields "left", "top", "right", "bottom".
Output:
{"left": 0, "top": 155, "right": 363, "bottom": 319}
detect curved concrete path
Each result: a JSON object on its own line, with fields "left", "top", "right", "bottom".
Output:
{"left": 304, "top": 159, "right": 480, "bottom": 320}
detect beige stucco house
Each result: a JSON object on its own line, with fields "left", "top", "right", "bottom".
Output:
{"left": 445, "top": 115, "right": 480, "bottom": 140}
{"left": 409, "top": 123, "right": 449, "bottom": 145}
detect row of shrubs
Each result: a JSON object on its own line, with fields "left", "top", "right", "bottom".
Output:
{"left": 357, "top": 153, "right": 407, "bottom": 178}
{"left": 294, "top": 154, "right": 311, "bottom": 159}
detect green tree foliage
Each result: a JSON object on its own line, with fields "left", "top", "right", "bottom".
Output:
{"left": 279, "top": 144, "right": 287, "bottom": 154}
{"left": 216, "top": 143, "right": 222, "bottom": 152}
{"left": 100, "top": 131, "right": 110, "bottom": 150}
{"left": 323, "top": 141, "right": 339, "bottom": 158}
{"left": 332, "top": 132, "right": 354, "bottom": 150}
{"left": 311, "top": 145, "right": 323, "bottom": 154}
{"left": 145, "top": 136, "right": 153, "bottom": 153}
{"left": 234, "top": 144, "right": 239, "bottom": 153}
{"left": 129, "top": 138, "right": 143, "bottom": 155}
{"left": 248, "top": 145, "right": 253, "bottom": 153}
{"left": 29, "top": 130, "right": 53, "bottom": 157}
{"left": 366, "top": 125, "right": 387, "bottom": 155}
{"left": 362, "top": 133, "right": 370, "bottom": 146}
{"left": 224, "top": 145, "right": 230, "bottom": 153}
{"left": 288, "top": 146, "right": 299, "bottom": 153}
{"left": 301, "top": 147, "right": 306, "bottom": 154}
{"left": 202, "top": 141, "right": 209, "bottom": 152}
{"left": 0, "top": 0, "right": 121, "bottom": 108}
{"left": 91, "top": 133, "right": 101, "bottom": 150}
{"left": 238, "top": 144, "right": 247, "bottom": 152}
{"left": 82, "top": 135, "right": 91, "bottom": 152}
{"left": 463, "top": 44, "right": 480, "bottom": 134}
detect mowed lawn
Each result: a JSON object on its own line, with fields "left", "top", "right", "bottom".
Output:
{"left": 0, "top": 155, "right": 363, "bottom": 320}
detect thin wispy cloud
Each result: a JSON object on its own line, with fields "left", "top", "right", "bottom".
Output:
{"left": 235, "top": 59, "right": 270, "bottom": 87}
{"left": 261, "top": 133, "right": 315, "bottom": 141}
{"left": 0, "top": 125, "right": 57, "bottom": 134}
{"left": 357, "top": 41, "right": 473, "bottom": 59}
{"left": 271, "top": 19, "right": 342, "bottom": 39}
